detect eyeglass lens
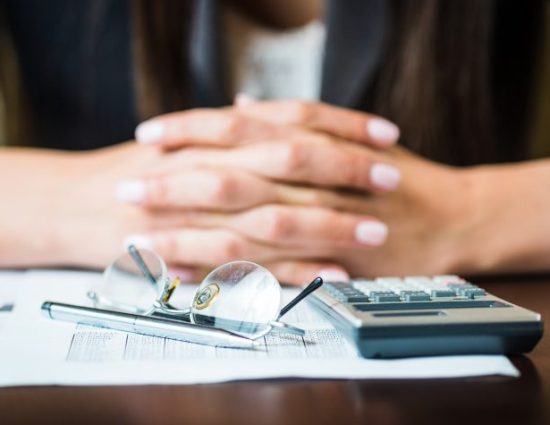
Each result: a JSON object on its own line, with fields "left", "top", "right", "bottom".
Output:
{"left": 190, "top": 261, "right": 282, "bottom": 338}
{"left": 96, "top": 248, "right": 167, "bottom": 311}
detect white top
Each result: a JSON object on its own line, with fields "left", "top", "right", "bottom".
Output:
{"left": 225, "top": 9, "right": 326, "bottom": 101}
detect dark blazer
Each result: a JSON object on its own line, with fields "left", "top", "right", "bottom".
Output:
{"left": 1, "top": 0, "right": 544, "bottom": 158}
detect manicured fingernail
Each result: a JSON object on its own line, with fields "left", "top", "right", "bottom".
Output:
{"left": 370, "top": 163, "right": 401, "bottom": 190}
{"left": 168, "top": 267, "right": 197, "bottom": 283}
{"left": 366, "top": 119, "right": 400, "bottom": 145}
{"left": 123, "top": 235, "right": 154, "bottom": 251}
{"left": 355, "top": 221, "right": 388, "bottom": 246}
{"left": 136, "top": 121, "right": 164, "bottom": 145}
{"left": 234, "top": 92, "right": 257, "bottom": 107}
{"left": 318, "top": 269, "right": 350, "bottom": 282}
{"left": 116, "top": 180, "right": 147, "bottom": 203}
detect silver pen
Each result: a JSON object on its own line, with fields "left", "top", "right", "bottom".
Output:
{"left": 41, "top": 301, "right": 259, "bottom": 349}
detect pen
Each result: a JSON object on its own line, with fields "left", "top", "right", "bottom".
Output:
{"left": 41, "top": 301, "right": 259, "bottom": 349}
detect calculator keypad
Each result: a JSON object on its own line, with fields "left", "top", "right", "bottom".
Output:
{"left": 322, "top": 275, "right": 486, "bottom": 304}
{"left": 311, "top": 274, "right": 541, "bottom": 359}
{"left": 322, "top": 282, "right": 370, "bottom": 303}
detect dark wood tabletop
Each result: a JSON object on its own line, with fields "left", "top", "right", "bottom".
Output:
{"left": 1, "top": 277, "right": 549, "bottom": 425}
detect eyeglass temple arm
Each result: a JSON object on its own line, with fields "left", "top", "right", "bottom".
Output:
{"left": 128, "top": 244, "right": 158, "bottom": 287}
{"left": 277, "top": 277, "right": 323, "bottom": 320}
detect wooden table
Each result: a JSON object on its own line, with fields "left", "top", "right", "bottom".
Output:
{"left": 1, "top": 277, "right": 548, "bottom": 425}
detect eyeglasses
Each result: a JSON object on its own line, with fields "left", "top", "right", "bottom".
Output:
{"left": 86, "top": 245, "right": 323, "bottom": 341}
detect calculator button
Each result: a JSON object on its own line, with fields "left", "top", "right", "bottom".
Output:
{"left": 325, "top": 283, "right": 370, "bottom": 303}
{"left": 323, "top": 284, "right": 339, "bottom": 294}
{"left": 325, "top": 282, "right": 353, "bottom": 292}
{"left": 431, "top": 290, "right": 456, "bottom": 298}
{"left": 401, "top": 291, "right": 431, "bottom": 302}
{"left": 352, "top": 281, "right": 386, "bottom": 296}
{"left": 447, "top": 283, "right": 475, "bottom": 289}
{"left": 344, "top": 294, "right": 370, "bottom": 303}
{"left": 328, "top": 282, "right": 353, "bottom": 288}
{"left": 457, "top": 288, "right": 486, "bottom": 298}
{"left": 370, "top": 292, "right": 401, "bottom": 303}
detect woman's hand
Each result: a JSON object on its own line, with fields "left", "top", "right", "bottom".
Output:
{"left": 137, "top": 142, "right": 544, "bottom": 280}
{"left": 0, "top": 134, "right": 394, "bottom": 285}
{"left": 327, "top": 146, "right": 477, "bottom": 276}
{"left": 113, "top": 102, "right": 403, "bottom": 283}
{"left": 334, "top": 148, "right": 550, "bottom": 277}
{"left": 123, "top": 100, "right": 479, "bottom": 281}
{"left": 63, "top": 141, "right": 550, "bottom": 281}
{"left": 119, "top": 144, "right": 479, "bottom": 280}
{"left": 131, "top": 104, "right": 401, "bottom": 194}
{"left": 115, "top": 147, "right": 395, "bottom": 284}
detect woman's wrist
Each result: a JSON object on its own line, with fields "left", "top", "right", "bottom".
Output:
{"left": 446, "top": 165, "right": 497, "bottom": 274}
{"left": 0, "top": 144, "right": 143, "bottom": 268}
{"left": 50, "top": 143, "right": 158, "bottom": 269}
{"left": 451, "top": 161, "right": 550, "bottom": 275}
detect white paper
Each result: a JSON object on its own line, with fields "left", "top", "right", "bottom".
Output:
{"left": 0, "top": 271, "right": 23, "bottom": 343}
{"left": 0, "top": 270, "right": 519, "bottom": 387}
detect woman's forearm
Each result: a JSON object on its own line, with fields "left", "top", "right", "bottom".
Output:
{"left": 0, "top": 144, "right": 148, "bottom": 268}
{"left": 461, "top": 159, "right": 550, "bottom": 274}
{"left": 0, "top": 147, "right": 81, "bottom": 267}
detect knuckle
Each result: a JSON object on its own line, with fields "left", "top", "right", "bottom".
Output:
{"left": 279, "top": 142, "right": 307, "bottom": 176}
{"left": 261, "top": 206, "right": 294, "bottom": 240}
{"left": 307, "top": 132, "right": 332, "bottom": 145}
{"left": 220, "top": 114, "right": 245, "bottom": 141}
{"left": 205, "top": 171, "right": 235, "bottom": 205}
{"left": 286, "top": 100, "right": 315, "bottom": 124}
{"left": 340, "top": 155, "right": 368, "bottom": 188}
{"left": 325, "top": 214, "right": 350, "bottom": 243}
{"left": 340, "top": 159, "right": 360, "bottom": 186}
{"left": 216, "top": 234, "right": 243, "bottom": 261}
{"left": 307, "top": 190, "right": 329, "bottom": 206}
{"left": 155, "top": 234, "right": 179, "bottom": 260}
{"left": 147, "top": 177, "right": 169, "bottom": 207}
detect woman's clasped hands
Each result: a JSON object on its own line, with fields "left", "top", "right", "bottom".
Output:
{"left": 111, "top": 100, "right": 475, "bottom": 284}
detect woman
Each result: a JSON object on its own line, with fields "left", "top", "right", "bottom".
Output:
{"left": 0, "top": 0, "right": 548, "bottom": 284}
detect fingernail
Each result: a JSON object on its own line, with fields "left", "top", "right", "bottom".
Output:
{"left": 116, "top": 180, "right": 147, "bottom": 204}
{"left": 355, "top": 221, "right": 388, "bottom": 246}
{"left": 123, "top": 235, "right": 154, "bottom": 251}
{"left": 168, "top": 267, "right": 197, "bottom": 283}
{"left": 366, "top": 119, "right": 400, "bottom": 145}
{"left": 135, "top": 121, "right": 164, "bottom": 145}
{"left": 370, "top": 163, "right": 401, "bottom": 190}
{"left": 318, "top": 269, "right": 350, "bottom": 282}
{"left": 235, "top": 92, "right": 257, "bottom": 107}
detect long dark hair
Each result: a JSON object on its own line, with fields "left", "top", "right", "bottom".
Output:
{"left": 372, "top": 1, "right": 497, "bottom": 165}
{"left": 132, "top": 0, "right": 192, "bottom": 120}
{"left": 370, "top": 0, "right": 545, "bottom": 165}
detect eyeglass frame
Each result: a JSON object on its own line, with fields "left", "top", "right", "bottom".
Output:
{"left": 86, "top": 245, "right": 324, "bottom": 340}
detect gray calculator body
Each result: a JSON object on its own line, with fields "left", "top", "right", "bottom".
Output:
{"left": 309, "top": 275, "right": 543, "bottom": 358}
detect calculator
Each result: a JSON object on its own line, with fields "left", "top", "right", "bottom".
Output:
{"left": 309, "top": 275, "right": 543, "bottom": 358}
